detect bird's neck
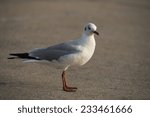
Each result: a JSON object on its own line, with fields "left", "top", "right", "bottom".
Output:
{"left": 81, "top": 33, "right": 94, "bottom": 40}
{"left": 80, "top": 33, "right": 96, "bottom": 48}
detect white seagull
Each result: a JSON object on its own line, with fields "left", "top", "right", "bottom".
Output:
{"left": 8, "top": 23, "right": 99, "bottom": 92}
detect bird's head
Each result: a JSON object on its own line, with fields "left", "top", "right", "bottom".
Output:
{"left": 84, "top": 23, "right": 99, "bottom": 36}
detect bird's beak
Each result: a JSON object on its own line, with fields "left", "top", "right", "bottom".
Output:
{"left": 93, "top": 31, "right": 99, "bottom": 36}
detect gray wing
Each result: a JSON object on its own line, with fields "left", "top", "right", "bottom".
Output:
{"left": 29, "top": 42, "right": 80, "bottom": 61}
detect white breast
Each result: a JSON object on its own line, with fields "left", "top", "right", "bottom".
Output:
{"left": 78, "top": 37, "right": 96, "bottom": 65}
{"left": 67, "top": 38, "right": 96, "bottom": 66}
{"left": 59, "top": 35, "right": 96, "bottom": 67}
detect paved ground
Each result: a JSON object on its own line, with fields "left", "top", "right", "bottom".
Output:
{"left": 0, "top": 0, "right": 150, "bottom": 99}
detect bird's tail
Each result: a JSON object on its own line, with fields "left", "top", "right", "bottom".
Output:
{"left": 8, "top": 53, "right": 39, "bottom": 60}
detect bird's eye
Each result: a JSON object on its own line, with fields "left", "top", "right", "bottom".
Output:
{"left": 88, "top": 26, "right": 91, "bottom": 30}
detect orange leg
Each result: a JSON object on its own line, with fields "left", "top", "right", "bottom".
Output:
{"left": 62, "top": 70, "right": 77, "bottom": 92}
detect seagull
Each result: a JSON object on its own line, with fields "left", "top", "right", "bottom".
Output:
{"left": 8, "top": 23, "right": 99, "bottom": 92}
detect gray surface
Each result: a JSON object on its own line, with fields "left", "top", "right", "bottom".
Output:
{"left": 0, "top": 0, "right": 150, "bottom": 99}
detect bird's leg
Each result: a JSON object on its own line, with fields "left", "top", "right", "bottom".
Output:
{"left": 61, "top": 70, "right": 77, "bottom": 92}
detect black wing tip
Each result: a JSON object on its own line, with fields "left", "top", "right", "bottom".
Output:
{"left": 9, "top": 53, "right": 28, "bottom": 56}
{"left": 8, "top": 53, "right": 29, "bottom": 59}
{"left": 8, "top": 57, "right": 16, "bottom": 59}
{"left": 8, "top": 52, "right": 41, "bottom": 60}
